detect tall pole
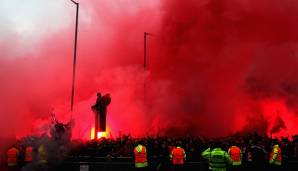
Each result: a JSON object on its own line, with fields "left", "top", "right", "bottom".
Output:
{"left": 144, "top": 32, "right": 147, "bottom": 70}
{"left": 144, "top": 32, "right": 154, "bottom": 69}
{"left": 70, "top": 0, "right": 79, "bottom": 114}
{"left": 144, "top": 32, "right": 147, "bottom": 112}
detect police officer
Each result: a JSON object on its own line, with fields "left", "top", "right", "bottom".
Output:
{"left": 7, "top": 144, "right": 19, "bottom": 171}
{"left": 228, "top": 144, "right": 242, "bottom": 171}
{"left": 134, "top": 141, "right": 148, "bottom": 171}
{"left": 37, "top": 144, "right": 48, "bottom": 171}
{"left": 201, "top": 141, "right": 232, "bottom": 171}
{"left": 269, "top": 141, "right": 282, "bottom": 171}
{"left": 170, "top": 142, "right": 186, "bottom": 171}
{"left": 24, "top": 146, "right": 33, "bottom": 165}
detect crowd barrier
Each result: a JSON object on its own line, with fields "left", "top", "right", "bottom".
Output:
{"left": 56, "top": 156, "right": 298, "bottom": 171}
{"left": 1, "top": 156, "right": 298, "bottom": 171}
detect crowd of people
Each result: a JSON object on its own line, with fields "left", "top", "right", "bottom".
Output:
{"left": 2, "top": 132, "right": 298, "bottom": 171}
{"left": 68, "top": 133, "right": 298, "bottom": 170}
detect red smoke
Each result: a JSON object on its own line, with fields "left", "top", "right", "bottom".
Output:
{"left": 147, "top": 0, "right": 298, "bottom": 136}
{"left": 271, "top": 116, "right": 286, "bottom": 134}
{"left": 1, "top": 0, "right": 298, "bottom": 141}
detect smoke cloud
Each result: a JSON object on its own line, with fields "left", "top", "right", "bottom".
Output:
{"left": 1, "top": 0, "right": 298, "bottom": 142}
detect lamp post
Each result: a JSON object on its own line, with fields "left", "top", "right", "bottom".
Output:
{"left": 70, "top": 0, "right": 79, "bottom": 114}
{"left": 144, "top": 32, "right": 147, "bottom": 70}
{"left": 144, "top": 32, "right": 154, "bottom": 70}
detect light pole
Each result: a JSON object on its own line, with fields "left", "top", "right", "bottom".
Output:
{"left": 144, "top": 32, "right": 147, "bottom": 70}
{"left": 144, "top": 32, "right": 154, "bottom": 70}
{"left": 70, "top": 0, "right": 79, "bottom": 114}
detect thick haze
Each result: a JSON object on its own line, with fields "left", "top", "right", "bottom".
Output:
{"left": 0, "top": 0, "right": 298, "bottom": 140}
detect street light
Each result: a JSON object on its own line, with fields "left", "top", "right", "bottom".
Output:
{"left": 69, "top": 0, "right": 79, "bottom": 114}
{"left": 144, "top": 32, "right": 154, "bottom": 70}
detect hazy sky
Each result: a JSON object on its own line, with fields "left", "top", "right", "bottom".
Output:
{"left": 0, "top": 0, "right": 158, "bottom": 56}
{"left": 0, "top": 0, "right": 77, "bottom": 51}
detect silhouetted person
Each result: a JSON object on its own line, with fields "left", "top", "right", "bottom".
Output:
{"left": 202, "top": 141, "right": 232, "bottom": 171}
{"left": 99, "top": 93, "right": 111, "bottom": 132}
{"left": 92, "top": 92, "right": 102, "bottom": 139}
{"left": 91, "top": 92, "right": 111, "bottom": 137}
{"left": 94, "top": 92, "right": 102, "bottom": 110}
{"left": 249, "top": 140, "right": 267, "bottom": 171}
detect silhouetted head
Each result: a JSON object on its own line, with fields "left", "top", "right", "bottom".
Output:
{"left": 272, "top": 139, "right": 280, "bottom": 146}
{"left": 211, "top": 140, "right": 222, "bottom": 149}
{"left": 175, "top": 141, "right": 182, "bottom": 147}
{"left": 137, "top": 140, "right": 144, "bottom": 146}
{"left": 97, "top": 92, "right": 101, "bottom": 97}
{"left": 11, "top": 144, "right": 16, "bottom": 148}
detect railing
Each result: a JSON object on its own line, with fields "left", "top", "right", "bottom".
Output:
{"left": 1, "top": 156, "right": 298, "bottom": 171}
{"left": 56, "top": 156, "right": 298, "bottom": 171}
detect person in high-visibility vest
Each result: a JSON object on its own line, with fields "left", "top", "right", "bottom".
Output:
{"left": 202, "top": 142, "right": 232, "bottom": 171}
{"left": 7, "top": 145, "right": 19, "bottom": 171}
{"left": 38, "top": 144, "right": 48, "bottom": 164}
{"left": 24, "top": 146, "right": 33, "bottom": 164}
{"left": 169, "top": 143, "right": 186, "bottom": 171}
{"left": 269, "top": 143, "right": 282, "bottom": 171}
{"left": 134, "top": 143, "right": 148, "bottom": 170}
{"left": 228, "top": 145, "right": 242, "bottom": 171}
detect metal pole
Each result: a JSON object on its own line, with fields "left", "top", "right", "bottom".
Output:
{"left": 70, "top": 0, "right": 79, "bottom": 114}
{"left": 143, "top": 32, "right": 147, "bottom": 112}
{"left": 144, "top": 32, "right": 147, "bottom": 70}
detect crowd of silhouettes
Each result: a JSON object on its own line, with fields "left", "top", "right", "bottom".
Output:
{"left": 69, "top": 133, "right": 298, "bottom": 168}
{"left": 2, "top": 133, "right": 298, "bottom": 171}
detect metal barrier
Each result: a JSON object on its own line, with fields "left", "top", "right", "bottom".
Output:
{"left": 1, "top": 156, "right": 297, "bottom": 171}
{"left": 57, "top": 159, "right": 298, "bottom": 171}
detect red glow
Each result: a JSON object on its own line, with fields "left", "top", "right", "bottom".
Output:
{"left": 97, "top": 132, "right": 107, "bottom": 139}
{"left": 90, "top": 126, "right": 108, "bottom": 140}
{"left": 1, "top": 0, "right": 298, "bottom": 141}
